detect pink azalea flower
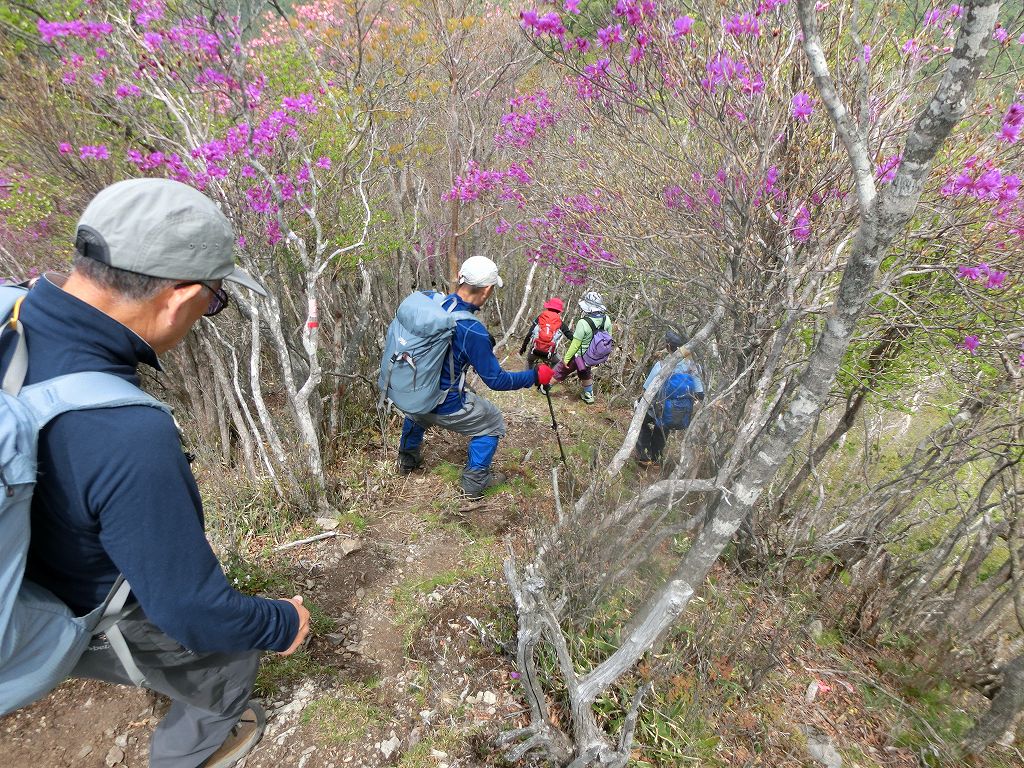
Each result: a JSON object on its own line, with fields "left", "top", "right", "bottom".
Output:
{"left": 960, "top": 335, "right": 980, "bottom": 354}
{"left": 986, "top": 270, "right": 1007, "bottom": 289}
{"left": 672, "top": 16, "right": 694, "bottom": 39}
{"left": 58, "top": 142, "right": 73, "bottom": 154}
{"left": 791, "top": 92, "right": 815, "bottom": 122}
{"left": 315, "top": 156, "right": 332, "bottom": 170}
{"left": 597, "top": 24, "right": 623, "bottom": 48}
{"left": 564, "top": 0, "right": 580, "bottom": 13}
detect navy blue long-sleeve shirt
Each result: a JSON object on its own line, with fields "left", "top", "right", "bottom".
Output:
{"left": 3, "top": 275, "right": 298, "bottom": 653}
{"left": 435, "top": 294, "right": 537, "bottom": 414}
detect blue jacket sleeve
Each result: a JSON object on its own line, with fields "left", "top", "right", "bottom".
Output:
{"left": 80, "top": 407, "right": 299, "bottom": 653}
{"left": 460, "top": 319, "right": 537, "bottom": 390}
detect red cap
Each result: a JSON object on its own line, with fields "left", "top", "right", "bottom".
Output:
{"left": 543, "top": 297, "right": 564, "bottom": 312}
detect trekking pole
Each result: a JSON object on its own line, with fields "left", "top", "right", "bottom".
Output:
{"left": 545, "top": 388, "right": 569, "bottom": 465}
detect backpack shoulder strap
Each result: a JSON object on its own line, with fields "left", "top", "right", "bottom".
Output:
{"left": 19, "top": 371, "right": 171, "bottom": 429}
{"left": 583, "top": 315, "right": 598, "bottom": 335}
{"left": 1, "top": 292, "right": 29, "bottom": 396}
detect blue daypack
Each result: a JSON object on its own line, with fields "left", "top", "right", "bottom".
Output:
{"left": 378, "top": 292, "right": 476, "bottom": 415}
{"left": 0, "top": 285, "right": 168, "bottom": 716}
{"left": 655, "top": 371, "right": 696, "bottom": 430}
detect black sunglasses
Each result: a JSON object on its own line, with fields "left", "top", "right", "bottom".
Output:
{"left": 175, "top": 281, "right": 229, "bottom": 317}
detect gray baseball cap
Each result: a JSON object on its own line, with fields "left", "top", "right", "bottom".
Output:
{"left": 75, "top": 178, "right": 267, "bottom": 296}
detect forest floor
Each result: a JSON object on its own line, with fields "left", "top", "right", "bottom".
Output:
{"left": 1, "top": 384, "right": 1020, "bottom": 768}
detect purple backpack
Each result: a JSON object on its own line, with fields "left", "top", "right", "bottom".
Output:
{"left": 581, "top": 316, "right": 613, "bottom": 367}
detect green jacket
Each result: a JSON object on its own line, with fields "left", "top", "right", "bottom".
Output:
{"left": 563, "top": 314, "right": 612, "bottom": 365}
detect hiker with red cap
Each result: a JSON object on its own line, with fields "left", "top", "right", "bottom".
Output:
{"left": 519, "top": 297, "right": 565, "bottom": 370}
{"left": 541, "top": 291, "right": 614, "bottom": 404}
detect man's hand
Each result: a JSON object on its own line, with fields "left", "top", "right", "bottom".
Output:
{"left": 536, "top": 364, "right": 555, "bottom": 387}
{"left": 279, "top": 595, "right": 311, "bottom": 656}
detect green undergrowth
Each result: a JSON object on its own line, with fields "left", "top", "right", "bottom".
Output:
{"left": 301, "top": 682, "right": 385, "bottom": 746}
{"left": 254, "top": 650, "right": 338, "bottom": 699}
{"left": 392, "top": 539, "right": 500, "bottom": 650}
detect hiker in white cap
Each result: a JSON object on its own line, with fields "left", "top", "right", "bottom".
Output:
{"left": 0, "top": 179, "right": 308, "bottom": 767}
{"left": 389, "top": 255, "right": 555, "bottom": 498}
{"left": 542, "top": 290, "right": 614, "bottom": 404}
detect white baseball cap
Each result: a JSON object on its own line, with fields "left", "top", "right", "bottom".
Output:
{"left": 458, "top": 255, "right": 503, "bottom": 288}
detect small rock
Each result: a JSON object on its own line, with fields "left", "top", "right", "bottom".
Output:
{"left": 355, "top": 587, "right": 366, "bottom": 599}
{"left": 800, "top": 725, "right": 843, "bottom": 768}
{"left": 326, "top": 633, "right": 346, "bottom": 646}
{"left": 75, "top": 745, "right": 94, "bottom": 760}
{"left": 341, "top": 539, "right": 363, "bottom": 556}
{"left": 481, "top": 691, "right": 497, "bottom": 705}
{"left": 316, "top": 517, "right": 339, "bottom": 531}
{"left": 114, "top": 734, "right": 128, "bottom": 748}
{"left": 430, "top": 749, "right": 448, "bottom": 759}
{"left": 420, "top": 710, "right": 435, "bottom": 723}
{"left": 105, "top": 746, "right": 124, "bottom": 767}
{"left": 379, "top": 735, "right": 402, "bottom": 759}
{"left": 808, "top": 619, "right": 824, "bottom": 641}
{"left": 805, "top": 680, "right": 820, "bottom": 704}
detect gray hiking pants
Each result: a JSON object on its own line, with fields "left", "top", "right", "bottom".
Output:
{"left": 399, "top": 391, "right": 507, "bottom": 494}
{"left": 72, "top": 606, "right": 260, "bottom": 768}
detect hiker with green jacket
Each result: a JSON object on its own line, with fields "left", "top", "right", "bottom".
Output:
{"left": 541, "top": 291, "right": 613, "bottom": 404}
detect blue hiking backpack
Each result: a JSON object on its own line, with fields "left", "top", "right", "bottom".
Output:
{"left": 378, "top": 292, "right": 476, "bottom": 415}
{"left": 655, "top": 371, "right": 696, "bottom": 430}
{"left": 0, "top": 285, "right": 166, "bottom": 716}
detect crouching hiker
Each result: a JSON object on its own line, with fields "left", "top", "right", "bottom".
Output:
{"left": 518, "top": 296, "right": 564, "bottom": 370}
{"left": 380, "top": 256, "right": 555, "bottom": 499}
{"left": 0, "top": 179, "right": 309, "bottom": 768}
{"left": 543, "top": 291, "right": 613, "bottom": 404}
{"left": 634, "top": 330, "right": 705, "bottom": 465}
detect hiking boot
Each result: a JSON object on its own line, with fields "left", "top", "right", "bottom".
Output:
{"left": 202, "top": 702, "right": 266, "bottom": 768}
{"left": 460, "top": 469, "right": 507, "bottom": 500}
{"left": 580, "top": 391, "right": 596, "bottom": 404}
{"left": 397, "top": 449, "right": 423, "bottom": 475}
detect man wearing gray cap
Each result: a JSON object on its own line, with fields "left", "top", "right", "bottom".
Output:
{"left": 3, "top": 179, "right": 308, "bottom": 767}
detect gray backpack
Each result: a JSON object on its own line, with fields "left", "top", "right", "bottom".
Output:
{"left": 0, "top": 285, "right": 167, "bottom": 715}
{"left": 378, "top": 292, "right": 475, "bottom": 415}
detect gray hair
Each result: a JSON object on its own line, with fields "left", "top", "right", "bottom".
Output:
{"left": 72, "top": 254, "right": 176, "bottom": 302}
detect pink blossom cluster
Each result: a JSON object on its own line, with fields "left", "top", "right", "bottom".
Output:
{"left": 130, "top": 0, "right": 166, "bottom": 27}
{"left": 671, "top": 16, "right": 694, "bottom": 39}
{"left": 941, "top": 158, "right": 1021, "bottom": 205}
{"left": 756, "top": 0, "right": 790, "bottom": 12}
{"left": 875, "top": 155, "right": 902, "bottom": 183}
{"left": 791, "top": 205, "right": 811, "bottom": 241}
{"left": 597, "top": 24, "right": 624, "bottom": 48}
{"left": 702, "top": 53, "right": 763, "bottom": 95}
{"left": 791, "top": 92, "right": 815, "bottom": 122}
{"left": 495, "top": 91, "right": 559, "bottom": 148}
{"left": 78, "top": 144, "right": 110, "bottom": 160}
{"left": 520, "top": 10, "right": 566, "bottom": 39}
{"left": 997, "top": 101, "right": 1024, "bottom": 144}
{"left": 957, "top": 263, "right": 1008, "bottom": 290}
{"left": 443, "top": 161, "right": 532, "bottom": 203}
{"left": 37, "top": 19, "right": 113, "bottom": 45}
{"left": 523, "top": 191, "right": 614, "bottom": 285}
{"left": 612, "top": 0, "right": 656, "bottom": 27}
{"left": 923, "top": 4, "right": 962, "bottom": 27}
{"left": 723, "top": 13, "right": 760, "bottom": 38}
